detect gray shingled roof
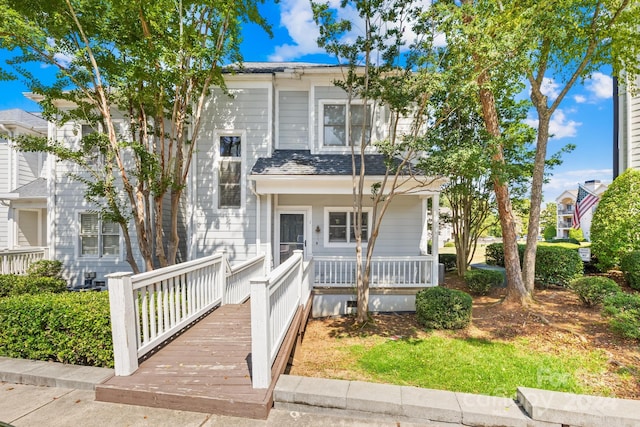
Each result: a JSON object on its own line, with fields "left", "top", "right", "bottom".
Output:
{"left": 11, "top": 178, "right": 47, "bottom": 199}
{"left": 251, "top": 150, "right": 411, "bottom": 176}
{"left": 0, "top": 109, "right": 47, "bottom": 133}
{"left": 226, "top": 62, "right": 342, "bottom": 74}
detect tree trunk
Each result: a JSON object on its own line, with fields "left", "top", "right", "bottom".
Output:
{"left": 522, "top": 109, "right": 551, "bottom": 293}
{"left": 477, "top": 80, "right": 530, "bottom": 305}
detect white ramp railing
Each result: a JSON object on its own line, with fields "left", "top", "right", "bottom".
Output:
{"left": 314, "top": 256, "right": 435, "bottom": 287}
{"left": 0, "top": 247, "right": 48, "bottom": 275}
{"left": 250, "top": 250, "right": 313, "bottom": 389}
{"left": 108, "top": 252, "right": 265, "bottom": 376}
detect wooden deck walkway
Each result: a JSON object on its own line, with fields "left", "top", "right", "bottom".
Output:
{"left": 96, "top": 300, "right": 300, "bottom": 419}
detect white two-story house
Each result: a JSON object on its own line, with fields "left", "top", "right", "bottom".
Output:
{"left": 22, "top": 63, "right": 445, "bottom": 310}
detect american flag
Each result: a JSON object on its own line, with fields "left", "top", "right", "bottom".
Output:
{"left": 572, "top": 184, "right": 599, "bottom": 229}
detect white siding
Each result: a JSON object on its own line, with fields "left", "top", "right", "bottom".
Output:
{"left": 278, "top": 90, "right": 309, "bottom": 149}
{"left": 17, "top": 151, "right": 41, "bottom": 186}
{"left": 0, "top": 143, "right": 8, "bottom": 248}
{"left": 193, "top": 87, "right": 270, "bottom": 263}
{"left": 277, "top": 194, "right": 423, "bottom": 258}
{"left": 620, "top": 74, "right": 640, "bottom": 172}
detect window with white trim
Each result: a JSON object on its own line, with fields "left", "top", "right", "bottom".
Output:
{"left": 218, "top": 135, "right": 242, "bottom": 208}
{"left": 321, "top": 101, "right": 372, "bottom": 147}
{"left": 79, "top": 213, "right": 120, "bottom": 257}
{"left": 325, "top": 208, "right": 371, "bottom": 245}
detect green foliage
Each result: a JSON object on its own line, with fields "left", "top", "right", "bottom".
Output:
{"left": 620, "top": 251, "right": 640, "bottom": 290}
{"left": 443, "top": 241, "right": 456, "bottom": 248}
{"left": 602, "top": 293, "right": 640, "bottom": 341}
{"left": 464, "top": 269, "right": 503, "bottom": 295}
{"left": 543, "top": 225, "right": 557, "bottom": 241}
{"left": 0, "top": 292, "right": 113, "bottom": 367}
{"left": 485, "top": 243, "right": 582, "bottom": 287}
{"left": 549, "top": 238, "right": 581, "bottom": 246}
{"left": 540, "top": 203, "right": 557, "bottom": 233}
{"left": 591, "top": 169, "right": 640, "bottom": 271}
{"left": 26, "top": 260, "right": 63, "bottom": 278}
{"left": 439, "top": 253, "right": 457, "bottom": 272}
{"left": 568, "top": 228, "right": 584, "bottom": 242}
{"left": 570, "top": 277, "right": 621, "bottom": 307}
{"left": 415, "top": 287, "right": 472, "bottom": 330}
{"left": 0, "top": 275, "right": 68, "bottom": 298}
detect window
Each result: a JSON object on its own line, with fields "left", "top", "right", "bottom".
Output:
{"left": 326, "top": 208, "right": 370, "bottom": 245}
{"left": 79, "top": 213, "right": 120, "bottom": 257}
{"left": 322, "top": 102, "right": 372, "bottom": 147}
{"left": 218, "top": 135, "right": 242, "bottom": 208}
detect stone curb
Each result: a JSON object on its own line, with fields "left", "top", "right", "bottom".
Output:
{"left": 0, "top": 356, "right": 114, "bottom": 391}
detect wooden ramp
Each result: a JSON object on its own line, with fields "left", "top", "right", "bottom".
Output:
{"left": 96, "top": 301, "right": 287, "bottom": 419}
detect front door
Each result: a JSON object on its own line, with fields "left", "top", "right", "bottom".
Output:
{"left": 278, "top": 212, "right": 306, "bottom": 264}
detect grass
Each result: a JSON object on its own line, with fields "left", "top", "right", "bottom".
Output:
{"left": 339, "top": 334, "right": 608, "bottom": 398}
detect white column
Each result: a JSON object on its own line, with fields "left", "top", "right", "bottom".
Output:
{"left": 250, "top": 276, "right": 271, "bottom": 389}
{"left": 106, "top": 272, "right": 138, "bottom": 376}
{"left": 431, "top": 194, "right": 440, "bottom": 286}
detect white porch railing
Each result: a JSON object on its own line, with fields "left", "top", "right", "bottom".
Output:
{"left": 107, "top": 252, "right": 265, "bottom": 376}
{"left": 313, "top": 256, "right": 435, "bottom": 287}
{"left": 250, "top": 250, "right": 313, "bottom": 389}
{"left": 0, "top": 247, "right": 48, "bottom": 275}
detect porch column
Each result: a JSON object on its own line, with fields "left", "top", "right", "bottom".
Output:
{"left": 431, "top": 194, "right": 440, "bottom": 285}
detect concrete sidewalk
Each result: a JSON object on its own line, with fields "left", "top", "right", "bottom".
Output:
{"left": 2, "top": 356, "right": 640, "bottom": 427}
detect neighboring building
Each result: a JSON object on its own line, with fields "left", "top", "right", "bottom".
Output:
{"left": 23, "top": 63, "right": 445, "bottom": 290}
{"left": 614, "top": 74, "right": 640, "bottom": 176}
{"left": 0, "top": 109, "right": 48, "bottom": 250}
{"left": 555, "top": 180, "right": 608, "bottom": 241}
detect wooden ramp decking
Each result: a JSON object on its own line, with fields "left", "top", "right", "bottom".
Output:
{"left": 96, "top": 300, "right": 304, "bottom": 419}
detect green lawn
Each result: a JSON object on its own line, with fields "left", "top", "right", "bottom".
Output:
{"left": 340, "top": 335, "right": 610, "bottom": 397}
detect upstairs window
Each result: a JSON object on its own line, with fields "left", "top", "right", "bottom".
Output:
{"left": 218, "top": 135, "right": 242, "bottom": 208}
{"left": 322, "top": 102, "right": 372, "bottom": 147}
{"left": 79, "top": 213, "right": 119, "bottom": 257}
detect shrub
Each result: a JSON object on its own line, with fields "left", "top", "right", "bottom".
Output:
{"left": 591, "top": 169, "right": 640, "bottom": 271}
{"left": 602, "top": 293, "right": 640, "bottom": 341}
{"left": 439, "top": 253, "right": 457, "bottom": 272}
{"left": 415, "top": 287, "right": 472, "bottom": 330}
{"left": 0, "top": 291, "right": 113, "bottom": 367}
{"left": 543, "top": 225, "right": 556, "bottom": 241}
{"left": 535, "top": 245, "right": 583, "bottom": 288}
{"left": 568, "top": 228, "right": 584, "bottom": 243}
{"left": 444, "top": 241, "right": 456, "bottom": 248}
{"left": 620, "top": 251, "right": 640, "bottom": 290}
{"left": 570, "top": 276, "right": 621, "bottom": 307}
{"left": 464, "top": 269, "right": 503, "bottom": 295}
{"left": 26, "top": 260, "right": 64, "bottom": 278}
{"left": 0, "top": 275, "right": 68, "bottom": 298}
{"left": 484, "top": 243, "right": 582, "bottom": 288}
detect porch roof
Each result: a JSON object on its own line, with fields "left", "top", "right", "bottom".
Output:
{"left": 0, "top": 177, "right": 47, "bottom": 201}
{"left": 250, "top": 151, "right": 445, "bottom": 195}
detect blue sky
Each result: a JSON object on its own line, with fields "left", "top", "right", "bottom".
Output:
{"left": 0, "top": 1, "right": 614, "bottom": 205}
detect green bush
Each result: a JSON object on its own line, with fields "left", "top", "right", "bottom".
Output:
{"left": 620, "top": 251, "right": 640, "bottom": 290}
{"left": 464, "top": 269, "right": 503, "bottom": 295}
{"left": 591, "top": 169, "right": 640, "bottom": 271}
{"left": 439, "top": 253, "right": 457, "bottom": 272}
{"left": 444, "top": 241, "right": 456, "bottom": 248}
{"left": 484, "top": 243, "right": 582, "bottom": 287}
{"left": 415, "top": 287, "right": 472, "bottom": 330}
{"left": 543, "top": 225, "right": 556, "bottom": 241}
{"left": 535, "top": 245, "right": 583, "bottom": 288}
{"left": 0, "top": 275, "right": 68, "bottom": 298}
{"left": 602, "top": 293, "right": 640, "bottom": 341}
{"left": 26, "top": 260, "right": 63, "bottom": 278}
{"left": 0, "top": 291, "right": 113, "bottom": 367}
{"left": 570, "top": 276, "right": 621, "bottom": 307}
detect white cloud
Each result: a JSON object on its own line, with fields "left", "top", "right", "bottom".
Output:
{"left": 585, "top": 72, "right": 613, "bottom": 100}
{"left": 543, "top": 169, "right": 612, "bottom": 203}
{"left": 524, "top": 109, "right": 581, "bottom": 139}
{"left": 269, "top": 0, "right": 439, "bottom": 61}
{"left": 573, "top": 94, "right": 587, "bottom": 103}
{"left": 540, "top": 77, "right": 560, "bottom": 100}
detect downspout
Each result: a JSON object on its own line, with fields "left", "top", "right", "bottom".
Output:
{"left": 249, "top": 181, "right": 261, "bottom": 258}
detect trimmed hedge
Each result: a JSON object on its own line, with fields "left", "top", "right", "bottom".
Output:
{"left": 464, "top": 269, "right": 503, "bottom": 295}
{"left": 0, "top": 275, "right": 68, "bottom": 298}
{"left": 602, "top": 293, "right": 640, "bottom": 341}
{"left": 620, "top": 251, "right": 640, "bottom": 290}
{"left": 439, "top": 253, "right": 457, "bottom": 272}
{"left": 0, "top": 291, "right": 113, "bottom": 367}
{"left": 484, "top": 243, "right": 583, "bottom": 288}
{"left": 415, "top": 287, "right": 472, "bottom": 330}
{"left": 26, "top": 260, "right": 64, "bottom": 278}
{"left": 570, "top": 276, "right": 621, "bottom": 307}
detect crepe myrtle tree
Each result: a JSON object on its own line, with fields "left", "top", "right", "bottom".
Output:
{"left": 0, "top": 0, "right": 270, "bottom": 273}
